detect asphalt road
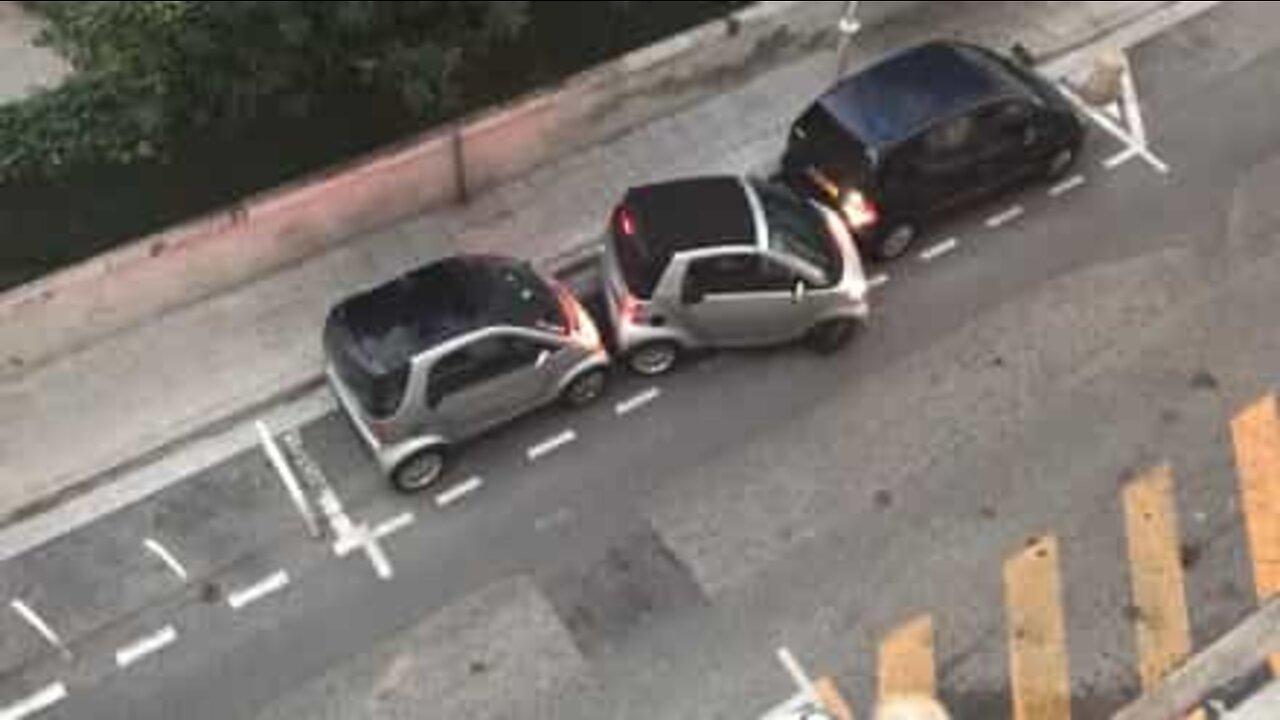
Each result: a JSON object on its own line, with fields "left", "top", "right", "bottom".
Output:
{"left": 4, "top": 3, "right": 1280, "bottom": 718}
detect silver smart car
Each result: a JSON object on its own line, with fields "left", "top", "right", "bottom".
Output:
{"left": 602, "top": 175, "right": 870, "bottom": 375}
{"left": 324, "top": 255, "right": 610, "bottom": 492}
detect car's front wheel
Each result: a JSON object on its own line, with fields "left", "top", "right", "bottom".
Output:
{"left": 627, "top": 341, "right": 680, "bottom": 377}
{"left": 562, "top": 368, "right": 608, "bottom": 408}
{"left": 390, "top": 448, "right": 446, "bottom": 494}
{"left": 807, "top": 317, "right": 860, "bottom": 354}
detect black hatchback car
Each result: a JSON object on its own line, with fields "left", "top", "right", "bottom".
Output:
{"left": 782, "top": 41, "right": 1085, "bottom": 260}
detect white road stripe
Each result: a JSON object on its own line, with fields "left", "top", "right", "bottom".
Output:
{"left": 615, "top": 388, "right": 662, "bottom": 416}
{"left": 868, "top": 273, "right": 890, "bottom": 290}
{"left": 9, "top": 601, "right": 67, "bottom": 656}
{"left": 227, "top": 571, "right": 290, "bottom": 611}
{"left": 436, "top": 478, "right": 484, "bottom": 508}
{"left": 1104, "top": 146, "right": 1141, "bottom": 170}
{"left": 143, "top": 538, "right": 189, "bottom": 581}
{"left": 918, "top": 238, "right": 959, "bottom": 263}
{"left": 527, "top": 430, "right": 578, "bottom": 462}
{"left": 986, "top": 205, "right": 1025, "bottom": 229}
{"left": 374, "top": 512, "right": 415, "bottom": 540}
{"left": 0, "top": 682, "right": 68, "bottom": 720}
{"left": 115, "top": 626, "right": 178, "bottom": 669}
{"left": 1048, "top": 174, "right": 1086, "bottom": 197}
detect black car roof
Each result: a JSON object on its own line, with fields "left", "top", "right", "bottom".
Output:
{"left": 818, "top": 41, "right": 1031, "bottom": 149}
{"left": 325, "top": 255, "right": 555, "bottom": 373}
{"left": 620, "top": 176, "right": 757, "bottom": 257}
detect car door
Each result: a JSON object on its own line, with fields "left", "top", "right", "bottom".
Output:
{"left": 899, "top": 112, "right": 988, "bottom": 214}
{"left": 971, "top": 98, "right": 1046, "bottom": 190}
{"left": 677, "top": 251, "right": 809, "bottom": 347}
{"left": 424, "top": 334, "right": 559, "bottom": 440}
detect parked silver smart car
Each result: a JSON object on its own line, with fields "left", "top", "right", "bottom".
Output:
{"left": 324, "top": 255, "right": 610, "bottom": 492}
{"left": 602, "top": 176, "right": 870, "bottom": 376}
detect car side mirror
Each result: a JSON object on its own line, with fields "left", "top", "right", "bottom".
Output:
{"left": 792, "top": 279, "right": 808, "bottom": 303}
{"left": 535, "top": 349, "right": 552, "bottom": 369}
{"left": 1011, "top": 43, "right": 1036, "bottom": 67}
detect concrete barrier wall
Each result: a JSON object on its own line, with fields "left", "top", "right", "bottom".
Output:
{"left": 0, "top": 1, "right": 919, "bottom": 372}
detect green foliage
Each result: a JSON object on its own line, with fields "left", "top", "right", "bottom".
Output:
{"left": 1, "top": 1, "right": 533, "bottom": 180}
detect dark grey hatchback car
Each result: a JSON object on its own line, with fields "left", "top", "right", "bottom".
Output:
{"left": 782, "top": 40, "right": 1085, "bottom": 261}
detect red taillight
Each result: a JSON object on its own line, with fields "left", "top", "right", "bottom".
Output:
{"left": 369, "top": 419, "right": 393, "bottom": 444}
{"left": 556, "top": 286, "right": 603, "bottom": 351}
{"left": 840, "top": 190, "right": 879, "bottom": 232}
{"left": 616, "top": 207, "right": 637, "bottom": 237}
{"left": 620, "top": 293, "right": 646, "bottom": 326}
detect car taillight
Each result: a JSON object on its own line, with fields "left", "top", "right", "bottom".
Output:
{"left": 616, "top": 207, "right": 637, "bottom": 237}
{"left": 840, "top": 190, "right": 879, "bottom": 232}
{"left": 370, "top": 419, "right": 393, "bottom": 444}
{"left": 556, "top": 285, "right": 603, "bottom": 351}
{"left": 620, "top": 293, "right": 648, "bottom": 326}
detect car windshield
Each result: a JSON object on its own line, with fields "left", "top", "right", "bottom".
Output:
{"left": 753, "top": 181, "right": 841, "bottom": 283}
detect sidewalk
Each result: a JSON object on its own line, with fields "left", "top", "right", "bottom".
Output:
{"left": 0, "top": 1, "right": 68, "bottom": 103}
{"left": 0, "top": 1, "right": 1175, "bottom": 528}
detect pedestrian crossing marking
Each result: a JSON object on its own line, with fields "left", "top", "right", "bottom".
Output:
{"left": 878, "top": 615, "right": 936, "bottom": 702}
{"left": 1230, "top": 395, "right": 1280, "bottom": 676}
{"left": 1006, "top": 536, "right": 1072, "bottom": 720}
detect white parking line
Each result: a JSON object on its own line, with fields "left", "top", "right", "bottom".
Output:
{"left": 373, "top": 512, "right": 415, "bottom": 540}
{"left": 227, "top": 571, "right": 290, "bottom": 611}
{"left": 9, "top": 600, "right": 69, "bottom": 657}
{"left": 527, "top": 430, "right": 578, "bottom": 462}
{"left": 0, "top": 682, "right": 68, "bottom": 720}
{"left": 435, "top": 477, "right": 484, "bottom": 508}
{"left": 1049, "top": 174, "right": 1087, "bottom": 197}
{"left": 143, "top": 538, "right": 189, "bottom": 582}
{"left": 919, "top": 238, "right": 959, "bottom": 263}
{"left": 868, "top": 273, "right": 890, "bottom": 290}
{"left": 615, "top": 388, "right": 662, "bottom": 416}
{"left": 1103, "top": 146, "right": 1142, "bottom": 170}
{"left": 986, "top": 205, "right": 1025, "bottom": 229}
{"left": 115, "top": 626, "right": 178, "bottom": 669}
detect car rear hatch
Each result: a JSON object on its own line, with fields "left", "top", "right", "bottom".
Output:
{"left": 786, "top": 104, "right": 877, "bottom": 204}
{"left": 323, "top": 303, "right": 410, "bottom": 424}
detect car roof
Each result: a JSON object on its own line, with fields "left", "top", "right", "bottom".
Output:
{"left": 620, "top": 176, "right": 758, "bottom": 258}
{"left": 817, "top": 41, "right": 1031, "bottom": 149}
{"left": 326, "top": 255, "right": 555, "bottom": 373}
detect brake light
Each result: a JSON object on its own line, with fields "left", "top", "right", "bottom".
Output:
{"left": 556, "top": 285, "right": 602, "bottom": 352}
{"left": 616, "top": 207, "right": 637, "bottom": 237}
{"left": 840, "top": 190, "right": 879, "bottom": 232}
{"left": 620, "top": 293, "right": 647, "bottom": 326}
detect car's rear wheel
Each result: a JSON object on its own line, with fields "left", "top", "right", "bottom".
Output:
{"left": 807, "top": 317, "right": 860, "bottom": 354}
{"left": 628, "top": 341, "right": 680, "bottom": 377}
{"left": 872, "top": 222, "right": 917, "bottom": 261}
{"left": 562, "top": 368, "right": 608, "bottom": 408}
{"left": 390, "top": 448, "right": 446, "bottom": 494}
{"left": 1046, "top": 146, "right": 1077, "bottom": 180}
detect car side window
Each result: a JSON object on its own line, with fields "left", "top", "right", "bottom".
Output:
{"left": 977, "top": 100, "right": 1038, "bottom": 149}
{"left": 922, "top": 114, "right": 977, "bottom": 159}
{"left": 427, "top": 336, "right": 552, "bottom": 406}
{"left": 685, "top": 253, "right": 796, "bottom": 296}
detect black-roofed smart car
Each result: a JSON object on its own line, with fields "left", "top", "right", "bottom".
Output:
{"left": 324, "top": 255, "right": 610, "bottom": 493}
{"left": 783, "top": 40, "right": 1085, "bottom": 260}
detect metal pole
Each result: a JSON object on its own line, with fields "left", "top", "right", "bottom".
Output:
{"left": 833, "top": 1, "right": 862, "bottom": 83}
{"left": 256, "top": 421, "right": 322, "bottom": 539}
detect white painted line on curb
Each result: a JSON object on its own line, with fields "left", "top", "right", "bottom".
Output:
{"left": 0, "top": 682, "right": 68, "bottom": 720}
{"left": 528, "top": 430, "right": 578, "bottom": 462}
{"left": 919, "top": 238, "right": 959, "bottom": 263}
{"left": 9, "top": 600, "right": 68, "bottom": 657}
{"left": 227, "top": 571, "right": 290, "bottom": 611}
{"left": 615, "top": 388, "right": 662, "bottom": 416}
{"left": 986, "top": 205, "right": 1025, "bottom": 229}
{"left": 143, "top": 538, "right": 189, "bottom": 582}
{"left": 373, "top": 512, "right": 415, "bottom": 540}
{"left": 868, "top": 273, "right": 890, "bottom": 290}
{"left": 115, "top": 626, "right": 178, "bottom": 669}
{"left": 1049, "top": 174, "right": 1086, "bottom": 197}
{"left": 435, "top": 478, "right": 484, "bottom": 509}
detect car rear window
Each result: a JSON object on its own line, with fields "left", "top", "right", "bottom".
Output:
{"left": 324, "top": 312, "right": 409, "bottom": 418}
{"left": 792, "top": 105, "right": 875, "bottom": 190}
{"left": 611, "top": 207, "right": 665, "bottom": 299}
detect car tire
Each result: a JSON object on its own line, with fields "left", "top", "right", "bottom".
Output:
{"left": 627, "top": 341, "right": 680, "bottom": 377}
{"left": 562, "top": 368, "right": 608, "bottom": 408}
{"left": 807, "top": 317, "right": 860, "bottom": 354}
{"left": 1045, "top": 146, "right": 1078, "bottom": 181}
{"left": 390, "top": 448, "right": 446, "bottom": 494}
{"left": 872, "top": 222, "right": 918, "bottom": 261}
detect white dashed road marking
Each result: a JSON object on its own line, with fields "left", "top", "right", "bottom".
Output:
{"left": 115, "top": 626, "right": 178, "bottom": 669}
{"left": 615, "top": 388, "right": 662, "bottom": 416}
{"left": 435, "top": 478, "right": 484, "bottom": 508}
{"left": 1049, "top": 174, "right": 1086, "bottom": 197}
{"left": 373, "top": 512, "right": 415, "bottom": 540}
{"left": 919, "top": 238, "right": 959, "bottom": 263}
{"left": 868, "top": 273, "right": 890, "bottom": 290}
{"left": 0, "top": 682, "right": 68, "bottom": 720}
{"left": 986, "top": 205, "right": 1025, "bottom": 229}
{"left": 227, "top": 571, "right": 290, "bottom": 611}
{"left": 143, "top": 538, "right": 189, "bottom": 582}
{"left": 528, "top": 430, "right": 578, "bottom": 462}
{"left": 9, "top": 600, "right": 69, "bottom": 657}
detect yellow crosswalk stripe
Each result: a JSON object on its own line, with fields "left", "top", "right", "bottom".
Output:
{"left": 878, "top": 616, "right": 936, "bottom": 701}
{"left": 815, "top": 677, "right": 856, "bottom": 720}
{"left": 1006, "top": 536, "right": 1072, "bottom": 720}
{"left": 1122, "top": 466, "right": 1206, "bottom": 720}
{"left": 1230, "top": 395, "right": 1280, "bottom": 676}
